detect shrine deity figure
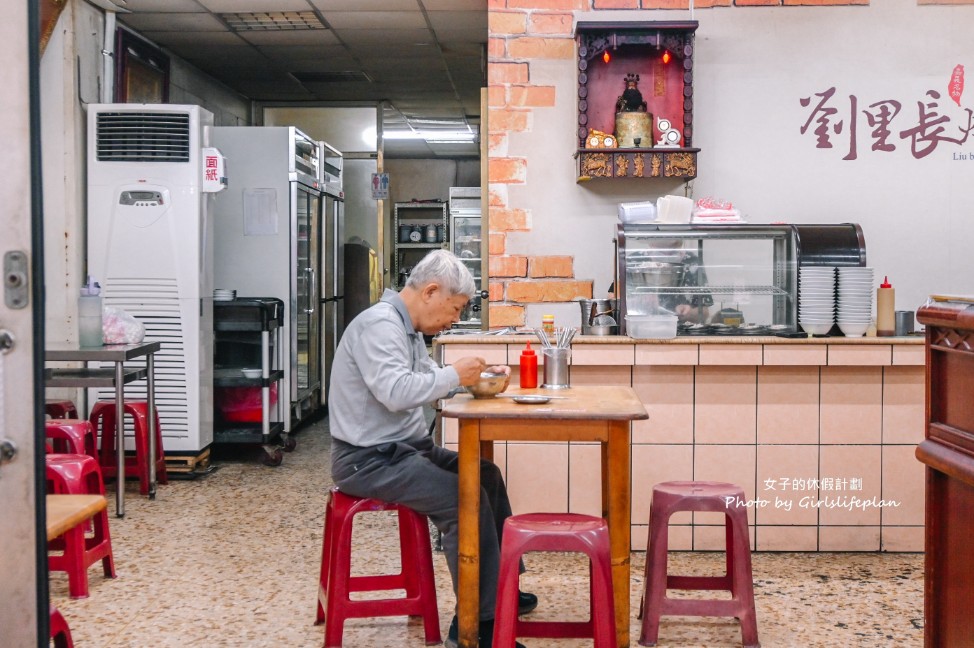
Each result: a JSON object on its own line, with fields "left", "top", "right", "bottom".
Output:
{"left": 616, "top": 73, "right": 647, "bottom": 112}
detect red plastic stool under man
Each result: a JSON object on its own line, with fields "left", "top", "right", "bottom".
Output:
{"left": 45, "top": 419, "right": 97, "bottom": 458}
{"left": 45, "top": 454, "right": 117, "bottom": 598}
{"left": 45, "top": 399, "right": 79, "bottom": 420}
{"left": 50, "top": 607, "right": 75, "bottom": 648}
{"left": 493, "top": 513, "right": 617, "bottom": 648}
{"left": 638, "top": 481, "right": 760, "bottom": 648}
{"left": 89, "top": 400, "right": 167, "bottom": 495}
{"left": 315, "top": 487, "right": 441, "bottom": 647}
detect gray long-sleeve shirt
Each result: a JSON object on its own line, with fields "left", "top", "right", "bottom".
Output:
{"left": 327, "top": 289, "right": 460, "bottom": 448}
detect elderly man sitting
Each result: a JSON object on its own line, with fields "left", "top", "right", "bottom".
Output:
{"left": 328, "top": 249, "right": 537, "bottom": 648}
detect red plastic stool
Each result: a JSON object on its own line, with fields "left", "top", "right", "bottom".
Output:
{"left": 45, "top": 454, "right": 117, "bottom": 598}
{"left": 45, "top": 399, "right": 79, "bottom": 420}
{"left": 314, "top": 487, "right": 441, "bottom": 647}
{"left": 50, "top": 607, "right": 75, "bottom": 648}
{"left": 45, "top": 419, "right": 97, "bottom": 458}
{"left": 638, "top": 481, "right": 760, "bottom": 648}
{"left": 89, "top": 400, "right": 167, "bottom": 495}
{"left": 493, "top": 513, "right": 616, "bottom": 648}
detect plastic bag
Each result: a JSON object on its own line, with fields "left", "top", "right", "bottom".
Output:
{"left": 102, "top": 306, "right": 146, "bottom": 344}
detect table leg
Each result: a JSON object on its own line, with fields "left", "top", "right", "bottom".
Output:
{"left": 607, "top": 420, "right": 631, "bottom": 648}
{"left": 458, "top": 419, "right": 482, "bottom": 648}
{"left": 114, "top": 361, "right": 125, "bottom": 518}
{"left": 147, "top": 351, "right": 156, "bottom": 499}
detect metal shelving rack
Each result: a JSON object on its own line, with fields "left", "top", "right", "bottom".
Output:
{"left": 213, "top": 298, "right": 288, "bottom": 466}
{"left": 393, "top": 202, "right": 449, "bottom": 288}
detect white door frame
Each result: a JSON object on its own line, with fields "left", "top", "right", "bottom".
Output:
{"left": 0, "top": 1, "right": 46, "bottom": 645}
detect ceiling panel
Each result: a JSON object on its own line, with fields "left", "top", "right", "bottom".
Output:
{"left": 308, "top": 0, "right": 421, "bottom": 11}
{"left": 237, "top": 29, "right": 339, "bottom": 46}
{"left": 321, "top": 11, "right": 428, "bottom": 30}
{"left": 422, "top": 0, "right": 485, "bottom": 10}
{"left": 119, "top": 13, "right": 228, "bottom": 32}
{"left": 197, "top": 0, "right": 312, "bottom": 10}
{"left": 140, "top": 31, "right": 246, "bottom": 47}
{"left": 254, "top": 44, "right": 348, "bottom": 60}
{"left": 427, "top": 10, "right": 486, "bottom": 31}
{"left": 117, "top": 0, "right": 205, "bottom": 11}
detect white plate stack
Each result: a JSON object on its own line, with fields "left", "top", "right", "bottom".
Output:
{"left": 213, "top": 288, "right": 236, "bottom": 302}
{"left": 836, "top": 267, "right": 874, "bottom": 337}
{"left": 798, "top": 266, "right": 836, "bottom": 336}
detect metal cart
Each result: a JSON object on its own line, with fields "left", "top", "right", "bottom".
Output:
{"left": 213, "top": 298, "right": 288, "bottom": 466}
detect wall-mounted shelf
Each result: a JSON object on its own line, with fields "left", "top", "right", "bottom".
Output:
{"left": 575, "top": 21, "right": 699, "bottom": 182}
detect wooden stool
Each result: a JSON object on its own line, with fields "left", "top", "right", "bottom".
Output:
{"left": 45, "top": 419, "right": 97, "bottom": 458}
{"left": 45, "top": 399, "right": 79, "bottom": 420}
{"left": 89, "top": 400, "right": 167, "bottom": 495}
{"left": 50, "top": 607, "right": 75, "bottom": 648}
{"left": 45, "top": 454, "right": 117, "bottom": 598}
{"left": 314, "top": 487, "right": 441, "bottom": 647}
{"left": 493, "top": 513, "right": 616, "bottom": 648}
{"left": 638, "top": 481, "right": 760, "bottom": 648}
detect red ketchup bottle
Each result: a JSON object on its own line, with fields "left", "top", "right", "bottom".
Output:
{"left": 519, "top": 341, "right": 538, "bottom": 388}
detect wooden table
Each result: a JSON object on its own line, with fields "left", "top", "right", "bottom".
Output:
{"left": 45, "top": 341, "right": 161, "bottom": 516}
{"left": 46, "top": 495, "right": 107, "bottom": 541}
{"left": 441, "top": 385, "right": 649, "bottom": 648}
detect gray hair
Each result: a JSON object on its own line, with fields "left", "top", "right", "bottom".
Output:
{"left": 406, "top": 249, "right": 477, "bottom": 298}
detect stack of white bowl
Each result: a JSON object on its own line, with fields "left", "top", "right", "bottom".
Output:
{"left": 798, "top": 266, "right": 836, "bottom": 336}
{"left": 836, "top": 267, "right": 874, "bottom": 337}
{"left": 213, "top": 288, "right": 236, "bottom": 302}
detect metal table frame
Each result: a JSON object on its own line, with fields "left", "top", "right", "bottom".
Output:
{"left": 45, "top": 341, "right": 161, "bottom": 517}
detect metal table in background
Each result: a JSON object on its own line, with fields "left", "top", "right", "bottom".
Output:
{"left": 45, "top": 341, "right": 161, "bottom": 517}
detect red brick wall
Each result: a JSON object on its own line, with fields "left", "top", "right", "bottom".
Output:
{"left": 486, "top": 0, "right": 876, "bottom": 327}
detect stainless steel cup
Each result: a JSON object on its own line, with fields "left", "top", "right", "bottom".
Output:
{"left": 895, "top": 310, "right": 915, "bottom": 336}
{"left": 542, "top": 348, "right": 571, "bottom": 389}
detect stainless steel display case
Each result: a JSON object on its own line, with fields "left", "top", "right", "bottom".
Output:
{"left": 616, "top": 224, "right": 799, "bottom": 336}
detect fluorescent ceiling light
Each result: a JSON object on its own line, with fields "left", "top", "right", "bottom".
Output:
{"left": 384, "top": 130, "right": 477, "bottom": 142}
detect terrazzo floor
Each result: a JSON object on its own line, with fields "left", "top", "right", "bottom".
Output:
{"left": 50, "top": 417, "right": 924, "bottom": 647}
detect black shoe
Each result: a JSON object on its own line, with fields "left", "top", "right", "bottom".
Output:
{"left": 444, "top": 616, "right": 526, "bottom": 648}
{"left": 518, "top": 590, "right": 538, "bottom": 615}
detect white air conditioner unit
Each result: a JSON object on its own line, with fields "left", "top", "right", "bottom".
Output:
{"left": 86, "top": 103, "right": 217, "bottom": 454}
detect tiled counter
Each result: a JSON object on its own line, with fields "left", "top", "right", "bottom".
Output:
{"left": 436, "top": 335, "right": 925, "bottom": 552}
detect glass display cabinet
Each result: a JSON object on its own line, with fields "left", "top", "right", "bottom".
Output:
{"left": 449, "top": 186, "right": 484, "bottom": 329}
{"left": 450, "top": 212, "right": 482, "bottom": 328}
{"left": 616, "top": 224, "right": 799, "bottom": 336}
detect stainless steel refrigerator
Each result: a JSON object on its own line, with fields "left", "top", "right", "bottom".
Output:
{"left": 211, "top": 126, "right": 322, "bottom": 431}
{"left": 320, "top": 188, "right": 344, "bottom": 406}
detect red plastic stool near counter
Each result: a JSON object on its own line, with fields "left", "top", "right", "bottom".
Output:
{"left": 45, "top": 419, "right": 97, "bottom": 458}
{"left": 45, "top": 454, "right": 116, "bottom": 598}
{"left": 315, "top": 487, "right": 441, "bottom": 647}
{"left": 638, "top": 481, "right": 760, "bottom": 648}
{"left": 493, "top": 512, "right": 617, "bottom": 648}
{"left": 89, "top": 400, "right": 167, "bottom": 495}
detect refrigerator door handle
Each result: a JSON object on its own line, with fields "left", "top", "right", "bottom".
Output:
{"left": 305, "top": 267, "right": 316, "bottom": 314}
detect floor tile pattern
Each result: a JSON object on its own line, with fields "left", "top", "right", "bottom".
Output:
{"left": 51, "top": 418, "right": 923, "bottom": 647}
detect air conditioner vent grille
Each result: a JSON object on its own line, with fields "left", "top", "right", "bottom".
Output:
{"left": 96, "top": 112, "right": 191, "bottom": 162}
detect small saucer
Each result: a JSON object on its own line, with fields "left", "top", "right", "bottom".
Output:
{"left": 512, "top": 395, "right": 550, "bottom": 404}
